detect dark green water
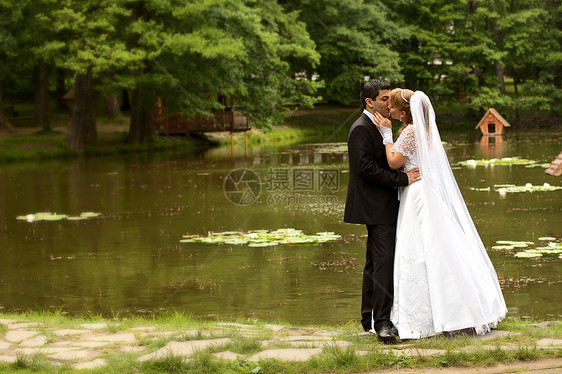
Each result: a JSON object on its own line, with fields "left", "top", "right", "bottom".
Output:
{"left": 0, "top": 129, "right": 560, "bottom": 324}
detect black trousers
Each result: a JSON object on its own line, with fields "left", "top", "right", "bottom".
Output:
{"left": 361, "top": 223, "right": 396, "bottom": 331}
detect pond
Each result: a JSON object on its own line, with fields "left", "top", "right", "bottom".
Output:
{"left": 0, "top": 127, "right": 560, "bottom": 325}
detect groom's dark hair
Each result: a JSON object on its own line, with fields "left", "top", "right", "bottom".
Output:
{"left": 360, "top": 79, "right": 391, "bottom": 109}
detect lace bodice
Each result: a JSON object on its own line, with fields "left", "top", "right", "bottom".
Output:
{"left": 391, "top": 124, "right": 418, "bottom": 172}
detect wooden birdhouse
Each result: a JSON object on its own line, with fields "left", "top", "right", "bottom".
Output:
{"left": 475, "top": 108, "right": 511, "bottom": 136}
{"left": 545, "top": 151, "right": 562, "bottom": 176}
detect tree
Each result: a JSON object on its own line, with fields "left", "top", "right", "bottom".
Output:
{"left": 281, "top": 0, "right": 403, "bottom": 104}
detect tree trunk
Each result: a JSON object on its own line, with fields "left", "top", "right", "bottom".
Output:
{"left": 55, "top": 68, "right": 67, "bottom": 111}
{"left": 495, "top": 61, "right": 505, "bottom": 94}
{"left": 128, "top": 87, "right": 154, "bottom": 144}
{"left": 34, "top": 58, "right": 51, "bottom": 132}
{"left": 120, "top": 89, "right": 131, "bottom": 111}
{"left": 0, "top": 86, "right": 15, "bottom": 133}
{"left": 67, "top": 68, "right": 97, "bottom": 150}
{"left": 105, "top": 94, "right": 122, "bottom": 120}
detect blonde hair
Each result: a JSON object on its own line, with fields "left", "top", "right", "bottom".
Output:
{"left": 390, "top": 88, "right": 414, "bottom": 135}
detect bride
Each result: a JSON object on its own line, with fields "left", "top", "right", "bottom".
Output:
{"left": 372, "top": 89, "right": 507, "bottom": 339}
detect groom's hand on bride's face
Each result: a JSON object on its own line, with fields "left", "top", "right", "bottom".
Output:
{"left": 406, "top": 168, "right": 421, "bottom": 184}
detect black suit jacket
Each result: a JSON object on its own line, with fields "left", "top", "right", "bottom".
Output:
{"left": 344, "top": 113, "right": 409, "bottom": 225}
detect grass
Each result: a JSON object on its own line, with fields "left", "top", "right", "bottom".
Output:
{"left": 0, "top": 311, "right": 559, "bottom": 373}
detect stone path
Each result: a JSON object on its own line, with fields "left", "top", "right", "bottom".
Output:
{"left": 0, "top": 319, "right": 560, "bottom": 371}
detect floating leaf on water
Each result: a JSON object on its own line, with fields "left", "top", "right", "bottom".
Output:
{"left": 471, "top": 187, "right": 491, "bottom": 192}
{"left": 459, "top": 157, "right": 538, "bottom": 167}
{"left": 492, "top": 184, "right": 562, "bottom": 194}
{"left": 37, "top": 213, "right": 68, "bottom": 221}
{"left": 538, "top": 237, "right": 556, "bottom": 241}
{"left": 180, "top": 228, "right": 341, "bottom": 247}
{"left": 80, "top": 212, "right": 102, "bottom": 218}
{"left": 211, "top": 231, "right": 240, "bottom": 236}
{"left": 248, "top": 241, "right": 279, "bottom": 247}
{"left": 537, "top": 249, "right": 562, "bottom": 254}
{"left": 491, "top": 245, "right": 515, "bottom": 250}
{"left": 496, "top": 240, "right": 534, "bottom": 247}
{"left": 17, "top": 212, "right": 101, "bottom": 222}
{"left": 514, "top": 251, "right": 543, "bottom": 258}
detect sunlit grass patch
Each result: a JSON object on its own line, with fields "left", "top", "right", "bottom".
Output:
{"left": 220, "top": 335, "right": 263, "bottom": 355}
{"left": 139, "top": 352, "right": 191, "bottom": 373}
{"left": 13, "top": 353, "right": 63, "bottom": 373}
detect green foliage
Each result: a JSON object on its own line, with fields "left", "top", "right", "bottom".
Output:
{"left": 1, "top": 0, "right": 561, "bottom": 134}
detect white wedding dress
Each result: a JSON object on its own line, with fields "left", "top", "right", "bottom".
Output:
{"left": 389, "top": 92, "right": 507, "bottom": 339}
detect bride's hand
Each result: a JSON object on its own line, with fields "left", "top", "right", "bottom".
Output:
{"left": 373, "top": 111, "right": 392, "bottom": 128}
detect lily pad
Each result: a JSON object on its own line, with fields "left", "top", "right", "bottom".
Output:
{"left": 66, "top": 216, "right": 89, "bottom": 221}
{"left": 181, "top": 228, "right": 342, "bottom": 247}
{"left": 459, "top": 157, "right": 538, "bottom": 167}
{"left": 514, "top": 251, "right": 543, "bottom": 258}
{"left": 538, "top": 237, "right": 556, "bottom": 241}
{"left": 494, "top": 183, "right": 562, "bottom": 194}
{"left": 17, "top": 212, "right": 102, "bottom": 222}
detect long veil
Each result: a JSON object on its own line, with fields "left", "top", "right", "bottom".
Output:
{"left": 410, "top": 91, "right": 507, "bottom": 334}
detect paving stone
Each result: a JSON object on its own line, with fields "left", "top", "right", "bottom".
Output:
{"left": 0, "top": 355, "right": 16, "bottom": 363}
{"left": 121, "top": 345, "right": 145, "bottom": 353}
{"left": 51, "top": 341, "right": 74, "bottom": 347}
{"left": 528, "top": 321, "right": 560, "bottom": 328}
{"left": 475, "top": 330, "right": 522, "bottom": 341}
{"left": 460, "top": 344, "right": 519, "bottom": 352}
{"left": 54, "top": 329, "right": 89, "bottom": 337}
{"left": 49, "top": 349, "right": 92, "bottom": 361}
{"left": 287, "top": 340, "right": 352, "bottom": 348}
{"left": 0, "top": 319, "right": 17, "bottom": 325}
{"left": 79, "top": 323, "right": 108, "bottom": 329}
{"left": 0, "top": 341, "right": 12, "bottom": 350}
{"left": 16, "top": 347, "right": 78, "bottom": 355}
{"left": 73, "top": 358, "right": 107, "bottom": 370}
{"left": 5, "top": 330, "right": 40, "bottom": 343}
{"left": 313, "top": 330, "right": 341, "bottom": 337}
{"left": 280, "top": 335, "right": 333, "bottom": 342}
{"left": 139, "top": 331, "right": 178, "bottom": 339}
{"left": 247, "top": 348, "right": 322, "bottom": 362}
{"left": 264, "top": 324, "right": 285, "bottom": 331}
{"left": 130, "top": 326, "right": 156, "bottom": 331}
{"left": 19, "top": 335, "right": 48, "bottom": 347}
{"left": 216, "top": 323, "right": 256, "bottom": 329}
{"left": 394, "top": 348, "right": 447, "bottom": 357}
{"left": 86, "top": 333, "right": 137, "bottom": 343}
{"left": 72, "top": 341, "right": 110, "bottom": 348}
{"left": 138, "top": 338, "right": 231, "bottom": 361}
{"left": 537, "top": 338, "right": 562, "bottom": 348}
{"left": 213, "top": 350, "right": 244, "bottom": 360}
{"left": 7, "top": 322, "right": 43, "bottom": 330}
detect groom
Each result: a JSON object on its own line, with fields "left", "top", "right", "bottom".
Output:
{"left": 344, "top": 79, "right": 420, "bottom": 341}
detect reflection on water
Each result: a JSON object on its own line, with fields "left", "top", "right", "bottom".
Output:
{"left": 479, "top": 135, "right": 507, "bottom": 159}
{"left": 0, "top": 130, "right": 560, "bottom": 324}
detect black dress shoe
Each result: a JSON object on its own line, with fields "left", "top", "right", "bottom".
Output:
{"left": 390, "top": 325, "right": 399, "bottom": 336}
{"left": 375, "top": 324, "right": 397, "bottom": 342}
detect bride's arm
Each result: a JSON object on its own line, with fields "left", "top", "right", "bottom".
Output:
{"left": 373, "top": 112, "right": 408, "bottom": 170}
{"left": 384, "top": 143, "right": 408, "bottom": 170}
